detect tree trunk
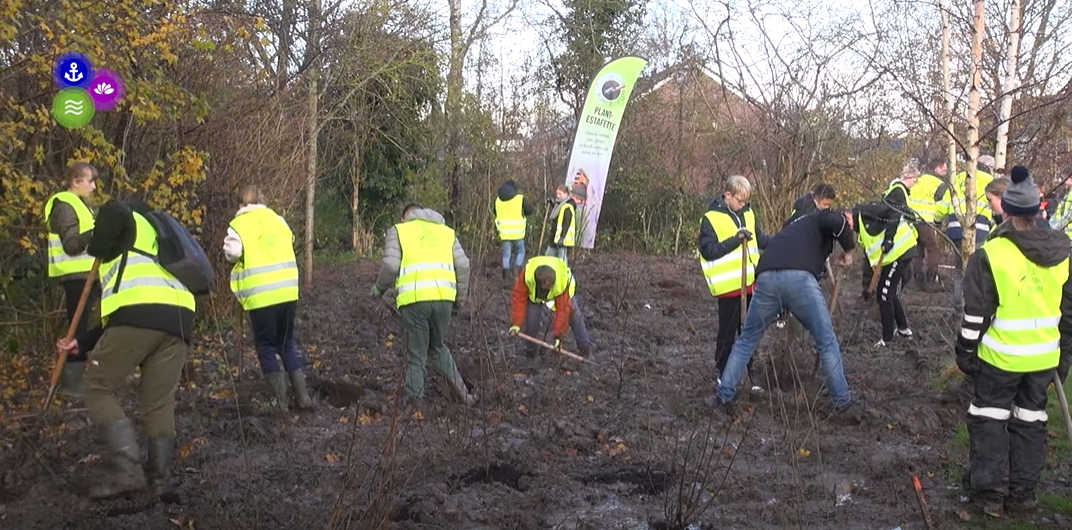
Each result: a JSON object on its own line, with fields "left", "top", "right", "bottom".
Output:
{"left": 276, "top": 0, "right": 294, "bottom": 93}
{"left": 303, "top": 74, "right": 318, "bottom": 287}
{"left": 940, "top": 0, "right": 956, "bottom": 183}
{"left": 350, "top": 127, "right": 369, "bottom": 255}
{"left": 963, "top": 0, "right": 986, "bottom": 263}
{"left": 446, "top": 0, "right": 465, "bottom": 224}
{"left": 995, "top": 0, "right": 1022, "bottom": 171}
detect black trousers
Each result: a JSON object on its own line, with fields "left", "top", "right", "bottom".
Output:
{"left": 248, "top": 301, "right": 303, "bottom": 373}
{"left": 62, "top": 279, "right": 100, "bottom": 362}
{"left": 966, "top": 361, "right": 1052, "bottom": 502}
{"left": 715, "top": 294, "right": 753, "bottom": 374}
{"left": 877, "top": 258, "right": 911, "bottom": 341}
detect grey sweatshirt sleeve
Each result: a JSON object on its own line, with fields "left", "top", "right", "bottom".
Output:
{"left": 49, "top": 201, "right": 92, "bottom": 255}
{"left": 374, "top": 227, "right": 402, "bottom": 292}
{"left": 453, "top": 238, "right": 471, "bottom": 304}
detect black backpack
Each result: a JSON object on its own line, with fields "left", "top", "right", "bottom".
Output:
{"left": 133, "top": 211, "right": 215, "bottom": 295}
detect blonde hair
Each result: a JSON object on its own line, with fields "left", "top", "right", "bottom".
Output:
{"left": 724, "top": 175, "right": 752, "bottom": 199}
{"left": 985, "top": 178, "right": 1009, "bottom": 196}
{"left": 64, "top": 162, "right": 96, "bottom": 188}
{"left": 239, "top": 185, "right": 266, "bottom": 207}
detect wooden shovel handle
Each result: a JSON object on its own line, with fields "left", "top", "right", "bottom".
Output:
{"left": 516, "top": 332, "right": 585, "bottom": 362}
{"left": 44, "top": 258, "right": 100, "bottom": 410}
{"left": 740, "top": 235, "right": 749, "bottom": 326}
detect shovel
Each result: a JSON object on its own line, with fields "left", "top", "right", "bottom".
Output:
{"left": 863, "top": 251, "right": 886, "bottom": 301}
{"left": 516, "top": 332, "right": 597, "bottom": 365}
{"left": 1053, "top": 372, "right": 1072, "bottom": 446}
{"left": 739, "top": 234, "right": 749, "bottom": 326}
{"left": 43, "top": 258, "right": 100, "bottom": 411}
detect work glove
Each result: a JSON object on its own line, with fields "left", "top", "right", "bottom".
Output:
{"left": 508, "top": 326, "right": 520, "bottom": 336}
{"left": 553, "top": 337, "right": 563, "bottom": 351}
{"left": 860, "top": 288, "right": 875, "bottom": 302}
{"left": 452, "top": 299, "right": 464, "bottom": 316}
{"left": 736, "top": 228, "right": 753, "bottom": 241}
{"left": 370, "top": 285, "right": 383, "bottom": 298}
{"left": 955, "top": 343, "right": 980, "bottom": 378}
{"left": 881, "top": 239, "right": 894, "bottom": 254}
{"left": 545, "top": 197, "right": 555, "bottom": 206}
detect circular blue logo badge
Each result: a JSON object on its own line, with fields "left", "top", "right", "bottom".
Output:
{"left": 53, "top": 51, "right": 94, "bottom": 90}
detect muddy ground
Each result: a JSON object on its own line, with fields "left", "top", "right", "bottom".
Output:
{"left": 2, "top": 252, "right": 1071, "bottom": 529}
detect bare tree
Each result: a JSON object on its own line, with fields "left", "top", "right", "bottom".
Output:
{"left": 962, "top": 0, "right": 986, "bottom": 261}
{"left": 994, "top": 0, "right": 1023, "bottom": 170}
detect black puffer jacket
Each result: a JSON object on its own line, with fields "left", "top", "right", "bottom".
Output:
{"left": 958, "top": 222, "right": 1072, "bottom": 378}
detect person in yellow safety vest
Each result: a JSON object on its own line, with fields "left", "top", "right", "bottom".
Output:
{"left": 954, "top": 165, "right": 1072, "bottom": 518}
{"left": 43, "top": 161, "right": 100, "bottom": 397}
{"left": 224, "top": 186, "right": 309, "bottom": 411}
{"left": 698, "top": 175, "right": 770, "bottom": 388}
{"left": 56, "top": 200, "right": 196, "bottom": 500}
{"left": 857, "top": 162, "right": 920, "bottom": 348}
{"left": 494, "top": 180, "right": 534, "bottom": 283}
{"left": 1048, "top": 174, "right": 1072, "bottom": 238}
{"left": 371, "top": 203, "right": 476, "bottom": 407}
{"left": 507, "top": 256, "right": 593, "bottom": 357}
{"left": 545, "top": 185, "right": 577, "bottom": 265}
{"left": 936, "top": 155, "right": 996, "bottom": 257}
{"left": 907, "top": 158, "right": 947, "bottom": 289}
{"left": 984, "top": 178, "right": 1009, "bottom": 227}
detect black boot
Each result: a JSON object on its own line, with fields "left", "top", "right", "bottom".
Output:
{"left": 146, "top": 437, "right": 175, "bottom": 496}
{"left": 502, "top": 267, "right": 511, "bottom": 283}
{"left": 88, "top": 418, "right": 147, "bottom": 499}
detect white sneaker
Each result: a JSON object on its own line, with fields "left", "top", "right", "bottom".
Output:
{"left": 897, "top": 328, "right": 913, "bottom": 337}
{"left": 873, "top": 339, "right": 887, "bottom": 348}
{"left": 775, "top": 319, "right": 786, "bottom": 329}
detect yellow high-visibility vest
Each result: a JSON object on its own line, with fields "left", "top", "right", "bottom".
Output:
{"left": 229, "top": 207, "right": 300, "bottom": 310}
{"left": 554, "top": 202, "right": 577, "bottom": 247}
{"left": 43, "top": 191, "right": 95, "bottom": 277}
{"left": 908, "top": 174, "right": 943, "bottom": 223}
{"left": 523, "top": 256, "right": 575, "bottom": 302}
{"left": 495, "top": 195, "right": 526, "bottom": 241}
{"left": 99, "top": 212, "right": 195, "bottom": 321}
{"left": 978, "top": 237, "right": 1068, "bottom": 372}
{"left": 394, "top": 220, "right": 458, "bottom": 308}
{"left": 699, "top": 209, "right": 759, "bottom": 296}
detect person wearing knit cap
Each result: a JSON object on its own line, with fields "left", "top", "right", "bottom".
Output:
{"left": 955, "top": 165, "right": 1072, "bottom": 518}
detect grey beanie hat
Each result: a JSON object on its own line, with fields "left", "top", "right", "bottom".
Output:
{"left": 1001, "top": 165, "right": 1040, "bottom": 217}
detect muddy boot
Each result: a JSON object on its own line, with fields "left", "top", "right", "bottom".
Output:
{"left": 88, "top": 418, "right": 147, "bottom": 500}
{"left": 265, "top": 371, "right": 289, "bottom": 412}
{"left": 288, "top": 370, "right": 314, "bottom": 409}
{"left": 59, "top": 361, "right": 86, "bottom": 398}
{"left": 145, "top": 437, "right": 175, "bottom": 496}
{"left": 448, "top": 375, "right": 477, "bottom": 406}
{"left": 502, "top": 267, "right": 511, "bottom": 283}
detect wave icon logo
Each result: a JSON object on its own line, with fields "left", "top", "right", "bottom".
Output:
{"left": 52, "top": 88, "right": 95, "bottom": 129}
{"left": 63, "top": 99, "right": 86, "bottom": 115}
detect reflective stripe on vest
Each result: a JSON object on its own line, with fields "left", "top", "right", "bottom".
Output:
{"left": 394, "top": 220, "right": 458, "bottom": 307}
{"left": 858, "top": 217, "right": 917, "bottom": 267}
{"left": 43, "top": 191, "right": 95, "bottom": 277}
{"left": 555, "top": 202, "right": 577, "bottom": 247}
{"left": 908, "top": 174, "right": 942, "bottom": 223}
{"left": 229, "top": 207, "right": 299, "bottom": 310}
{"left": 977, "top": 237, "right": 1068, "bottom": 372}
{"left": 523, "top": 256, "right": 575, "bottom": 303}
{"left": 699, "top": 209, "right": 759, "bottom": 296}
{"left": 99, "top": 212, "right": 195, "bottom": 320}
{"left": 495, "top": 195, "right": 526, "bottom": 241}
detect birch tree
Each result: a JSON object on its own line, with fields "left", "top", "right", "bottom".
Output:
{"left": 962, "top": 0, "right": 985, "bottom": 261}
{"left": 994, "top": 0, "right": 1022, "bottom": 170}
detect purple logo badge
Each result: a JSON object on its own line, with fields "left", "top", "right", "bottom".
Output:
{"left": 89, "top": 69, "right": 125, "bottom": 111}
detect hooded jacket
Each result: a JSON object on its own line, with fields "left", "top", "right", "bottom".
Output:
{"left": 374, "top": 208, "right": 471, "bottom": 305}
{"left": 698, "top": 196, "right": 770, "bottom": 297}
{"left": 548, "top": 195, "right": 576, "bottom": 247}
{"left": 497, "top": 180, "right": 535, "bottom": 217}
{"left": 784, "top": 193, "right": 817, "bottom": 226}
{"left": 958, "top": 221, "right": 1072, "bottom": 377}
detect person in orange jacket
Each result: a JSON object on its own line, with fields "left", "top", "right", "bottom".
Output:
{"left": 508, "top": 256, "right": 593, "bottom": 357}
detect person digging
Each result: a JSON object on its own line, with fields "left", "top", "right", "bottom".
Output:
{"left": 508, "top": 256, "right": 594, "bottom": 357}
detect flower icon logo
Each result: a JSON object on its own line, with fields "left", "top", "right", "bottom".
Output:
{"left": 93, "top": 82, "right": 115, "bottom": 95}
{"left": 87, "top": 69, "right": 124, "bottom": 111}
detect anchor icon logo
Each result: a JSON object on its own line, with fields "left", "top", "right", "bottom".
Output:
{"left": 64, "top": 62, "right": 83, "bottom": 83}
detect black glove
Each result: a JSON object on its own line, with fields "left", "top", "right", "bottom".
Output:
{"left": 736, "top": 228, "right": 753, "bottom": 241}
{"left": 955, "top": 343, "right": 980, "bottom": 377}
{"left": 881, "top": 239, "right": 894, "bottom": 253}
{"left": 452, "top": 300, "right": 463, "bottom": 316}
{"left": 545, "top": 198, "right": 555, "bottom": 206}
{"left": 860, "top": 288, "right": 875, "bottom": 302}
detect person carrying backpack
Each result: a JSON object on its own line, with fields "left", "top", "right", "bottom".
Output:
{"left": 224, "top": 186, "right": 309, "bottom": 411}
{"left": 56, "top": 200, "right": 196, "bottom": 500}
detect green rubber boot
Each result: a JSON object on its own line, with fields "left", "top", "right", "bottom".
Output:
{"left": 87, "top": 418, "right": 147, "bottom": 500}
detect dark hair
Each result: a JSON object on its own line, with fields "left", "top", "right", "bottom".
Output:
{"left": 811, "top": 183, "right": 836, "bottom": 200}
{"left": 927, "top": 157, "right": 948, "bottom": 171}
{"left": 534, "top": 265, "right": 556, "bottom": 286}
{"left": 400, "top": 202, "right": 422, "bottom": 219}
{"left": 64, "top": 161, "right": 97, "bottom": 187}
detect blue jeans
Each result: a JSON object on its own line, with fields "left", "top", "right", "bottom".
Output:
{"left": 501, "top": 239, "right": 525, "bottom": 269}
{"left": 715, "top": 269, "right": 851, "bottom": 407}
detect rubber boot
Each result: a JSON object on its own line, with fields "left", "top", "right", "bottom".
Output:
{"left": 502, "top": 267, "right": 511, "bottom": 283}
{"left": 88, "top": 418, "right": 147, "bottom": 499}
{"left": 288, "top": 370, "right": 314, "bottom": 409}
{"left": 449, "top": 374, "right": 477, "bottom": 406}
{"left": 265, "top": 371, "right": 289, "bottom": 412}
{"left": 59, "top": 361, "right": 86, "bottom": 397}
{"left": 145, "top": 437, "right": 175, "bottom": 496}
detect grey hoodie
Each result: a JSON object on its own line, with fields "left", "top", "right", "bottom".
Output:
{"left": 374, "top": 208, "right": 471, "bottom": 304}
